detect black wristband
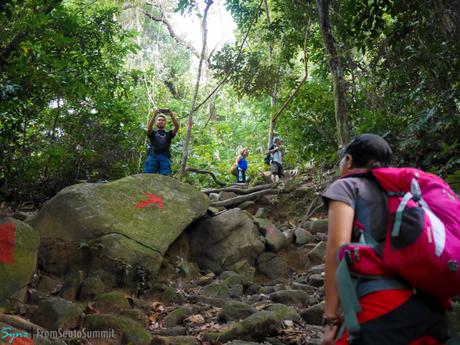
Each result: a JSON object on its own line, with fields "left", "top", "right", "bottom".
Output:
{"left": 322, "top": 315, "right": 341, "bottom": 326}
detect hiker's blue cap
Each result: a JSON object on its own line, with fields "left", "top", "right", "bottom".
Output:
{"left": 341, "top": 133, "right": 392, "bottom": 167}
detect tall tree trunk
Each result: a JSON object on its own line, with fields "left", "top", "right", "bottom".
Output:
{"left": 264, "top": 0, "right": 277, "bottom": 149}
{"left": 209, "top": 94, "right": 217, "bottom": 122}
{"left": 316, "top": 0, "right": 350, "bottom": 146}
{"left": 179, "top": 0, "right": 213, "bottom": 176}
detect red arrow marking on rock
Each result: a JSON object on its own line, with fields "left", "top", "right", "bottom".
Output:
{"left": 135, "top": 193, "right": 164, "bottom": 209}
{"left": 0, "top": 222, "right": 15, "bottom": 264}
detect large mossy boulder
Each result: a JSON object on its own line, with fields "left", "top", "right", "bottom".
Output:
{"left": 0, "top": 217, "right": 40, "bottom": 307}
{"left": 27, "top": 174, "right": 209, "bottom": 282}
{"left": 188, "top": 209, "right": 265, "bottom": 273}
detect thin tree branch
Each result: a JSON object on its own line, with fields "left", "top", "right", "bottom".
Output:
{"left": 211, "top": 189, "right": 281, "bottom": 208}
{"left": 197, "top": 0, "right": 264, "bottom": 122}
{"left": 140, "top": 9, "right": 201, "bottom": 59}
{"left": 272, "top": 20, "right": 311, "bottom": 123}
{"left": 202, "top": 183, "right": 275, "bottom": 194}
{"left": 179, "top": 0, "right": 214, "bottom": 176}
{"left": 185, "top": 167, "right": 226, "bottom": 186}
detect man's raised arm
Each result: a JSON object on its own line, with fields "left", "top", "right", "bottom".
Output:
{"left": 168, "top": 110, "right": 180, "bottom": 136}
{"left": 147, "top": 110, "right": 159, "bottom": 135}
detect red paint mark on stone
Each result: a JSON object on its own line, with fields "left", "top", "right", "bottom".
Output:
{"left": 0, "top": 223, "right": 15, "bottom": 264}
{"left": 135, "top": 193, "right": 164, "bottom": 209}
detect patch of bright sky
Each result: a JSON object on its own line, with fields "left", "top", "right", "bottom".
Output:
{"left": 172, "top": 0, "right": 236, "bottom": 52}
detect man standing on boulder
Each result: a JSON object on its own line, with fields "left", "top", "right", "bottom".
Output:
{"left": 143, "top": 108, "right": 180, "bottom": 175}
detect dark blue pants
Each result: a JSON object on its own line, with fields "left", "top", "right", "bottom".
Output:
{"left": 144, "top": 153, "right": 172, "bottom": 175}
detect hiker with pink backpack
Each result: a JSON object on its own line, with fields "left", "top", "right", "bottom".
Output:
{"left": 321, "top": 134, "right": 459, "bottom": 345}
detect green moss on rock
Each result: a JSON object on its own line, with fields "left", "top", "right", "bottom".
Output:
{"left": 85, "top": 314, "right": 151, "bottom": 345}
{"left": 93, "top": 291, "right": 131, "bottom": 313}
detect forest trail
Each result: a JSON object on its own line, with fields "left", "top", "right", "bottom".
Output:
{"left": 1, "top": 170, "right": 460, "bottom": 344}
{"left": 0, "top": 171, "right": 333, "bottom": 345}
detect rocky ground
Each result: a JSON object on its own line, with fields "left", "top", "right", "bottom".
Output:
{"left": 0, "top": 238, "right": 329, "bottom": 345}
{"left": 1, "top": 171, "right": 459, "bottom": 345}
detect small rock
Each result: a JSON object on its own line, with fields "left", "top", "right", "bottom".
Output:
{"left": 93, "top": 291, "right": 131, "bottom": 313}
{"left": 186, "top": 295, "right": 225, "bottom": 307}
{"left": 264, "top": 304, "right": 301, "bottom": 321}
{"left": 269, "top": 290, "right": 315, "bottom": 307}
{"left": 28, "top": 289, "right": 49, "bottom": 305}
{"left": 291, "top": 282, "right": 317, "bottom": 294}
{"left": 283, "top": 319, "right": 294, "bottom": 327}
{"left": 307, "top": 241, "right": 326, "bottom": 265}
{"left": 201, "top": 282, "right": 232, "bottom": 299}
{"left": 283, "top": 228, "right": 295, "bottom": 246}
{"left": 301, "top": 302, "right": 324, "bottom": 325}
{"left": 162, "top": 306, "right": 195, "bottom": 328}
{"left": 184, "top": 314, "right": 205, "bottom": 325}
{"left": 85, "top": 314, "right": 151, "bottom": 345}
{"left": 257, "top": 252, "right": 288, "bottom": 281}
{"left": 294, "top": 228, "right": 313, "bottom": 245}
{"left": 218, "top": 301, "right": 257, "bottom": 322}
{"left": 227, "top": 261, "right": 256, "bottom": 283}
{"left": 304, "top": 219, "right": 328, "bottom": 234}
{"left": 208, "top": 193, "right": 220, "bottom": 202}
{"left": 259, "top": 285, "right": 282, "bottom": 294}
{"left": 255, "top": 208, "right": 267, "bottom": 218}
{"left": 204, "top": 311, "right": 281, "bottom": 343}
{"left": 264, "top": 226, "right": 285, "bottom": 252}
{"left": 218, "top": 191, "right": 238, "bottom": 201}
{"left": 308, "top": 274, "right": 324, "bottom": 287}
{"left": 157, "top": 326, "right": 187, "bottom": 336}
{"left": 309, "top": 264, "right": 325, "bottom": 274}
{"left": 194, "top": 272, "right": 216, "bottom": 286}
{"left": 31, "top": 297, "right": 84, "bottom": 330}
{"left": 313, "top": 233, "right": 328, "bottom": 242}
{"left": 246, "top": 284, "right": 261, "bottom": 295}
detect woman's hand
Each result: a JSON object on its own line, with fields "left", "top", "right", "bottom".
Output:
{"left": 322, "top": 324, "right": 339, "bottom": 345}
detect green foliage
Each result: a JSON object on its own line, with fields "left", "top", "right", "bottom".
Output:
{"left": 1, "top": 0, "right": 459, "bottom": 204}
{"left": 337, "top": 0, "right": 460, "bottom": 173}
{"left": 447, "top": 170, "right": 460, "bottom": 195}
{"left": 176, "top": 0, "right": 197, "bottom": 15}
{"left": 211, "top": 46, "right": 275, "bottom": 98}
{"left": 0, "top": 0, "right": 142, "bottom": 202}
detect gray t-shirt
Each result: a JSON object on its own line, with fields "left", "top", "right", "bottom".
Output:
{"left": 271, "top": 147, "right": 283, "bottom": 164}
{"left": 322, "top": 176, "right": 387, "bottom": 242}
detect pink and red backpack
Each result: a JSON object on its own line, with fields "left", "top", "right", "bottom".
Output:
{"left": 336, "top": 168, "right": 460, "bottom": 335}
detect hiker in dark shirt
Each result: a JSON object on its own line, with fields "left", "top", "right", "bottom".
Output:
{"left": 143, "top": 109, "right": 179, "bottom": 175}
